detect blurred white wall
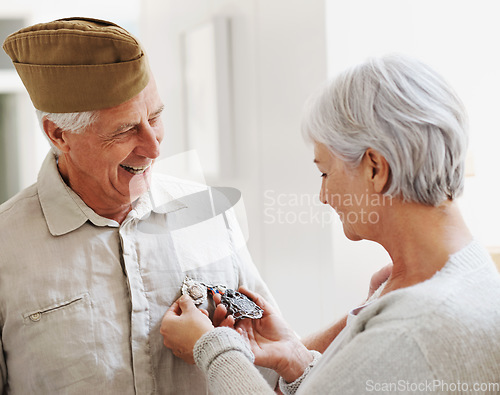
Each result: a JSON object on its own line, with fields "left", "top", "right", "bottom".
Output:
{"left": 1, "top": 0, "right": 339, "bottom": 336}
{"left": 4, "top": 0, "right": 496, "bottom": 339}
{"left": 325, "top": 0, "right": 500, "bottom": 315}
{"left": 0, "top": 0, "right": 140, "bottom": 31}
{"left": 141, "top": 0, "right": 337, "bottom": 336}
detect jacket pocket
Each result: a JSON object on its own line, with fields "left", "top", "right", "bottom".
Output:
{"left": 22, "top": 292, "right": 97, "bottom": 391}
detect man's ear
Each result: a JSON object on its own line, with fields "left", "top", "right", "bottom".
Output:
{"left": 364, "top": 148, "right": 391, "bottom": 194}
{"left": 43, "top": 118, "right": 70, "bottom": 153}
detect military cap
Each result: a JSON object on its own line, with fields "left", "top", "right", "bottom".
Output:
{"left": 2, "top": 17, "right": 150, "bottom": 113}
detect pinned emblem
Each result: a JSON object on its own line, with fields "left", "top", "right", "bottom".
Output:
{"left": 219, "top": 289, "right": 263, "bottom": 320}
{"left": 181, "top": 275, "right": 263, "bottom": 320}
{"left": 181, "top": 276, "right": 207, "bottom": 305}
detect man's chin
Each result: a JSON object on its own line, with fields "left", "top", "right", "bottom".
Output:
{"left": 127, "top": 174, "right": 151, "bottom": 199}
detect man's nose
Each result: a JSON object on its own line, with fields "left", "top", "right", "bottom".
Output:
{"left": 136, "top": 124, "right": 162, "bottom": 159}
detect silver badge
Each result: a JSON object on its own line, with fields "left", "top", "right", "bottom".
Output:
{"left": 181, "top": 276, "right": 207, "bottom": 305}
{"left": 181, "top": 275, "right": 263, "bottom": 319}
{"left": 219, "top": 289, "right": 263, "bottom": 320}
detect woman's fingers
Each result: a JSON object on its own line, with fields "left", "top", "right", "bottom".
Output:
{"left": 237, "top": 286, "right": 275, "bottom": 315}
{"left": 212, "top": 302, "right": 228, "bottom": 327}
{"left": 219, "top": 314, "right": 235, "bottom": 328}
{"left": 165, "top": 298, "right": 182, "bottom": 316}
{"left": 178, "top": 294, "right": 197, "bottom": 313}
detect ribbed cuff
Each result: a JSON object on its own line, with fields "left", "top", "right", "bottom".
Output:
{"left": 279, "top": 350, "right": 322, "bottom": 395}
{"left": 194, "top": 327, "right": 255, "bottom": 373}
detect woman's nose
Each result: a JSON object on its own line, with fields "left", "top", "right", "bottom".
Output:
{"left": 319, "top": 182, "right": 328, "bottom": 205}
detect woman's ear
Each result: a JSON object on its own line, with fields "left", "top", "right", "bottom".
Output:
{"left": 364, "top": 148, "right": 391, "bottom": 193}
{"left": 43, "top": 118, "right": 70, "bottom": 153}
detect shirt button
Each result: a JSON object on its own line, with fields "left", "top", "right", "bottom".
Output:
{"left": 29, "top": 312, "right": 41, "bottom": 322}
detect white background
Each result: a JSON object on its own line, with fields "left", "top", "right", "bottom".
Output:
{"left": 1, "top": 0, "right": 499, "bottom": 336}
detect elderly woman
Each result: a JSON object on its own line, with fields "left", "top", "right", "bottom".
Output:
{"left": 160, "top": 55, "right": 500, "bottom": 394}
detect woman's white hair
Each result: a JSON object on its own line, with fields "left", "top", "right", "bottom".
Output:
{"left": 36, "top": 110, "right": 100, "bottom": 155}
{"left": 302, "top": 54, "right": 468, "bottom": 206}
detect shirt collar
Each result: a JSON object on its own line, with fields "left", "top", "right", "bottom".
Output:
{"left": 38, "top": 152, "right": 119, "bottom": 236}
{"left": 38, "top": 152, "right": 187, "bottom": 235}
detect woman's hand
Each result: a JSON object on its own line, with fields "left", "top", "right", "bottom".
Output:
{"left": 160, "top": 295, "right": 214, "bottom": 364}
{"left": 234, "top": 287, "right": 313, "bottom": 383}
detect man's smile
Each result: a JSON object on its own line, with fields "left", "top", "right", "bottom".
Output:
{"left": 120, "top": 163, "right": 152, "bottom": 175}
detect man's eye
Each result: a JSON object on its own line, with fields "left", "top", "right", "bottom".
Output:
{"left": 117, "top": 127, "right": 137, "bottom": 136}
{"left": 107, "top": 130, "right": 132, "bottom": 143}
{"left": 149, "top": 117, "right": 160, "bottom": 125}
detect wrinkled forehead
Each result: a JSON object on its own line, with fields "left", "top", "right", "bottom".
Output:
{"left": 92, "top": 79, "right": 164, "bottom": 131}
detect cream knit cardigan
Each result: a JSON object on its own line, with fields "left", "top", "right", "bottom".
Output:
{"left": 194, "top": 241, "right": 500, "bottom": 394}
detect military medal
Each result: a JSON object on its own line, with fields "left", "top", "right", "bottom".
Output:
{"left": 216, "top": 288, "right": 263, "bottom": 319}
{"left": 181, "top": 275, "right": 263, "bottom": 319}
{"left": 181, "top": 276, "right": 207, "bottom": 305}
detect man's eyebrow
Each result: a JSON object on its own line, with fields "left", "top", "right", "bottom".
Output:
{"left": 112, "top": 105, "right": 165, "bottom": 134}
{"left": 149, "top": 105, "right": 165, "bottom": 118}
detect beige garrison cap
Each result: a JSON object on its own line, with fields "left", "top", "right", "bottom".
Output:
{"left": 2, "top": 17, "right": 150, "bottom": 113}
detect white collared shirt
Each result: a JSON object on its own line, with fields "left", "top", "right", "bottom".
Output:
{"left": 0, "top": 152, "right": 275, "bottom": 394}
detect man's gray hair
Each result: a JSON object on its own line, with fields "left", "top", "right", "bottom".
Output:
{"left": 36, "top": 109, "right": 100, "bottom": 155}
{"left": 302, "top": 54, "right": 468, "bottom": 206}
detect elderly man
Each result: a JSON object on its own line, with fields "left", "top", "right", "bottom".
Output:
{"left": 0, "top": 17, "right": 278, "bottom": 394}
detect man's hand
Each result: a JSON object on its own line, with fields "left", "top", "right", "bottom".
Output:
{"left": 234, "top": 287, "right": 312, "bottom": 383}
{"left": 160, "top": 295, "right": 214, "bottom": 364}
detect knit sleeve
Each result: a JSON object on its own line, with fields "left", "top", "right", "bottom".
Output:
{"left": 279, "top": 350, "right": 322, "bottom": 395}
{"left": 194, "top": 327, "right": 275, "bottom": 394}
{"left": 299, "top": 328, "right": 435, "bottom": 394}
